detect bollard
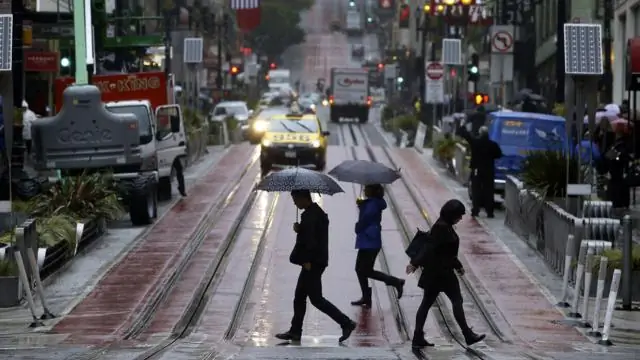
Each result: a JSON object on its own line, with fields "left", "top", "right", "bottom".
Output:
{"left": 569, "top": 242, "right": 588, "bottom": 318}
{"left": 558, "top": 234, "right": 575, "bottom": 307}
{"left": 598, "top": 269, "right": 621, "bottom": 346}
{"left": 26, "top": 248, "right": 55, "bottom": 320}
{"left": 621, "top": 215, "right": 633, "bottom": 310}
{"left": 588, "top": 256, "right": 609, "bottom": 337}
{"left": 13, "top": 250, "right": 44, "bottom": 328}
{"left": 580, "top": 248, "right": 595, "bottom": 327}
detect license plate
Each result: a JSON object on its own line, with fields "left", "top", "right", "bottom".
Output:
{"left": 285, "top": 151, "right": 297, "bottom": 158}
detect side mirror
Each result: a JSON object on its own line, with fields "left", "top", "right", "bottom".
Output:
{"left": 322, "top": 131, "right": 330, "bottom": 136}
{"left": 170, "top": 116, "right": 180, "bottom": 133}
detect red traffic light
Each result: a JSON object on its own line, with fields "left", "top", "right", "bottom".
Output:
{"left": 269, "top": 62, "right": 277, "bottom": 69}
{"left": 449, "top": 68, "right": 457, "bottom": 77}
{"left": 231, "top": 66, "right": 239, "bottom": 74}
{"left": 377, "top": 63, "right": 384, "bottom": 70}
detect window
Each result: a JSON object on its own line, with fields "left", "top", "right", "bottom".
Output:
{"left": 107, "top": 105, "right": 152, "bottom": 138}
{"left": 268, "top": 119, "right": 318, "bottom": 133}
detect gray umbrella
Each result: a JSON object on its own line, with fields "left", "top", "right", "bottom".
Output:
{"left": 256, "top": 167, "right": 344, "bottom": 195}
{"left": 328, "top": 160, "right": 400, "bottom": 185}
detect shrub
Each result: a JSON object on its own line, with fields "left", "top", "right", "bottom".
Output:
{"left": 224, "top": 115, "right": 239, "bottom": 131}
{"left": 600, "top": 246, "right": 640, "bottom": 272}
{"left": 520, "top": 150, "right": 582, "bottom": 198}
{"left": 27, "top": 171, "right": 123, "bottom": 221}
{"left": 0, "top": 258, "right": 17, "bottom": 276}
{"left": 392, "top": 114, "right": 419, "bottom": 132}
{"left": 435, "top": 136, "right": 457, "bottom": 161}
{"left": 36, "top": 214, "right": 77, "bottom": 248}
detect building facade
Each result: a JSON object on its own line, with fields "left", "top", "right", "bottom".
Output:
{"left": 613, "top": 0, "right": 640, "bottom": 105}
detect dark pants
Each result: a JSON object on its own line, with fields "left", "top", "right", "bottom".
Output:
{"left": 415, "top": 271, "right": 471, "bottom": 336}
{"left": 175, "top": 158, "right": 186, "bottom": 193}
{"left": 25, "top": 140, "right": 32, "bottom": 155}
{"left": 471, "top": 172, "right": 494, "bottom": 215}
{"left": 290, "top": 266, "right": 351, "bottom": 335}
{"left": 355, "top": 248, "right": 400, "bottom": 294}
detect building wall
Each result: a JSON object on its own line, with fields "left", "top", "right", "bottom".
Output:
{"left": 613, "top": 0, "right": 640, "bottom": 105}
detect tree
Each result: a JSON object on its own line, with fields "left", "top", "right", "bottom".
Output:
{"left": 245, "top": 0, "right": 313, "bottom": 59}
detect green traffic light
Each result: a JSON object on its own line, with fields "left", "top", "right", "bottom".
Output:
{"left": 61, "top": 57, "right": 71, "bottom": 67}
{"left": 349, "top": 1, "right": 355, "bottom": 7}
{"left": 470, "top": 66, "right": 478, "bottom": 74}
{"left": 367, "top": 17, "right": 372, "bottom": 22}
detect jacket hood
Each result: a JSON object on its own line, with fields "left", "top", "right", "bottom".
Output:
{"left": 367, "top": 197, "right": 387, "bottom": 211}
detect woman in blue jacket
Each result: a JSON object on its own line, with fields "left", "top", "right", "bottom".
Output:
{"left": 351, "top": 184, "right": 405, "bottom": 307}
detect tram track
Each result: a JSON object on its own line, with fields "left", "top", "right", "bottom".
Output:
{"left": 344, "top": 123, "right": 503, "bottom": 360}
{"left": 132, "top": 187, "right": 280, "bottom": 360}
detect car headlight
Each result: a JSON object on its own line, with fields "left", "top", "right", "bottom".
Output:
{"left": 253, "top": 120, "right": 268, "bottom": 132}
{"left": 311, "top": 140, "right": 321, "bottom": 148}
{"left": 261, "top": 139, "right": 272, "bottom": 147}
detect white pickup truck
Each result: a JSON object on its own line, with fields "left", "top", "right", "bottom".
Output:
{"left": 329, "top": 68, "right": 371, "bottom": 123}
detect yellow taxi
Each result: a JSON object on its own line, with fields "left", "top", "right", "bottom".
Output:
{"left": 260, "top": 113, "right": 330, "bottom": 174}
{"left": 246, "top": 107, "right": 289, "bottom": 144}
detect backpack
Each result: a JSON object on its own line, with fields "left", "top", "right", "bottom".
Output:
{"left": 405, "top": 228, "right": 430, "bottom": 260}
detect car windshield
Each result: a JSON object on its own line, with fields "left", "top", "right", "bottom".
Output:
{"left": 269, "top": 119, "right": 318, "bottom": 133}
{"left": 215, "top": 105, "right": 247, "bottom": 116}
{"left": 107, "top": 105, "right": 152, "bottom": 138}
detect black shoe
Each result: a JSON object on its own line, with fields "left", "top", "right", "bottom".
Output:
{"left": 487, "top": 213, "right": 495, "bottom": 219}
{"left": 395, "top": 279, "right": 405, "bottom": 299}
{"left": 275, "top": 331, "right": 301, "bottom": 342}
{"left": 471, "top": 212, "right": 479, "bottom": 217}
{"left": 179, "top": 187, "right": 187, "bottom": 197}
{"left": 464, "top": 331, "right": 486, "bottom": 346}
{"left": 339, "top": 320, "right": 356, "bottom": 342}
{"left": 412, "top": 331, "right": 434, "bottom": 348}
{"left": 351, "top": 287, "right": 372, "bottom": 307}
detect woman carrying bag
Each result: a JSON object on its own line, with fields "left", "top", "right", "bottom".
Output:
{"left": 351, "top": 184, "right": 405, "bottom": 308}
{"left": 406, "top": 199, "right": 485, "bottom": 348}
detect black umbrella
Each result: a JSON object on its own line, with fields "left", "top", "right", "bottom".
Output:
{"left": 256, "top": 167, "right": 344, "bottom": 195}
{"left": 328, "top": 160, "right": 400, "bottom": 185}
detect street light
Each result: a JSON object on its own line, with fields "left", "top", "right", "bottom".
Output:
{"left": 349, "top": 1, "right": 355, "bottom": 7}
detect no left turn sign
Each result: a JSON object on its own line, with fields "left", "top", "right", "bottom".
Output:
{"left": 491, "top": 30, "right": 513, "bottom": 53}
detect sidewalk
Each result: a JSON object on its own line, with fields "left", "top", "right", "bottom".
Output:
{"left": 415, "top": 147, "right": 640, "bottom": 349}
{"left": 0, "top": 146, "right": 229, "bottom": 340}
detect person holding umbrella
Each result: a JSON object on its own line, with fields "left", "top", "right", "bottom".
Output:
{"left": 351, "top": 184, "right": 405, "bottom": 307}
{"left": 327, "top": 160, "right": 405, "bottom": 307}
{"left": 256, "top": 168, "right": 356, "bottom": 343}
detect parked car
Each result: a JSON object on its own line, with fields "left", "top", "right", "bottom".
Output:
{"left": 210, "top": 101, "right": 252, "bottom": 125}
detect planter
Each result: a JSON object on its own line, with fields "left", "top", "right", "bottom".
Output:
{"left": 0, "top": 276, "right": 21, "bottom": 307}
{"left": 39, "top": 217, "right": 106, "bottom": 279}
{"left": 583, "top": 268, "right": 640, "bottom": 301}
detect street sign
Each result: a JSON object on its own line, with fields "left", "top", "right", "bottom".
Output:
{"left": 426, "top": 62, "right": 444, "bottom": 80}
{"left": 564, "top": 23, "right": 603, "bottom": 75}
{"left": 184, "top": 37, "right": 203, "bottom": 64}
{"left": 491, "top": 25, "right": 514, "bottom": 53}
{"left": 0, "top": 14, "right": 12, "bottom": 72}
{"left": 384, "top": 63, "right": 397, "bottom": 80}
{"left": 425, "top": 61, "right": 445, "bottom": 104}
{"left": 442, "top": 39, "right": 462, "bottom": 65}
{"left": 490, "top": 53, "right": 514, "bottom": 83}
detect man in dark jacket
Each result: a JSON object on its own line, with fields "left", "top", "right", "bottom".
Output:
{"left": 457, "top": 124, "right": 503, "bottom": 217}
{"left": 276, "top": 190, "right": 356, "bottom": 343}
{"left": 406, "top": 199, "right": 485, "bottom": 348}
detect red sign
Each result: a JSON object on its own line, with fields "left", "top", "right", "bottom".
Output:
{"left": 54, "top": 72, "right": 169, "bottom": 113}
{"left": 24, "top": 51, "right": 58, "bottom": 72}
{"left": 426, "top": 62, "right": 444, "bottom": 80}
{"left": 379, "top": 0, "right": 394, "bottom": 8}
{"left": 231, "top": 0, "right": 261, "bottom": 32}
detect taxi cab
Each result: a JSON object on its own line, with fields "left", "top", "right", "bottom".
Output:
{"left": 246, "top": 107, "right": 288, "bottom": 144}
{"left": 260, "top": 113, "right": 330, "bottom": 174}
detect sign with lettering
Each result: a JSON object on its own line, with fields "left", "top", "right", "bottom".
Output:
{"left": 24, "top": 51, "right": 58, "bottom": 72}
{"left": 54, "top": 72, "right": 169, "bottom": 113}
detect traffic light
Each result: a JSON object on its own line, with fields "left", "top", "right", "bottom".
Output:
{"left": 377, "top": 63, "right": 384, "bottom": 71}
{"left": 399, "top": 4, "right": 410, "bottom": 28}
{"left": 423, "top": 3, "right": 445, "bottom": 14}
{"left": 450, "top": 68, "right": 457, "bottom": 77}
{"left": 230, "top": 66, "right": 240, "bottom": 75}
{"left": 468, "top": 53, "right": 479, "bottom": 82}
{"left": 473, "top": 93, "right": 489, "bottom": 105}
{"left": 367, "top": 17, "right": 372, "bottom": 23}
{"left": 349, "top": 1, "right": 355, "bottom": 7}
{"left": 269, "top": 62, "right": 277, "bottom": 69}
{"left": 60, "top": 48, "right": 72, "bottom": 76}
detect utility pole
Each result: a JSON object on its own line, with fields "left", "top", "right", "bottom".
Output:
{"left": 555, "top": 0, "right": 567, "bottom": 103}
{"left": 164, "top": 7, "right": 173, "bottom": 76}
{"left": 216, "top": 12, "right": 225, "bottom": 90}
